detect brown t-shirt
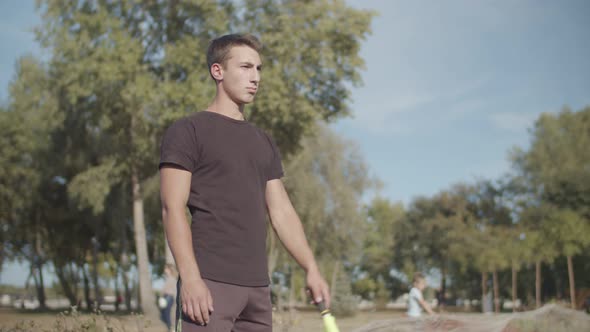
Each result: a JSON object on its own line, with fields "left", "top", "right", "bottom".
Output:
{"left": 159, "top": 111, "right": 283, "bottom": 286}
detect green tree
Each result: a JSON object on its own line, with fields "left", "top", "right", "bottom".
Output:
{"left": 273, "top": 125, "right": 375, "bottom": 312}
{"left": 2, "top": 56, "right": 65, "bottom": 308}
{"left": 471, "top": 180, "right": 514, "bottom": 312}
{"left": 402, "top": 184, "right": 476, "bottom": 305}
{"left": 12, "top": 0, "right": 373, "bottom": 315}
{"left": 499, "top": 176, "right": 537, "bottom": 311}
{"left": 360, "top": 197, "right": 405, "bottom": 303}
{"left": 241, "top": 0, "right": 376, "bottom": 155}
{"left": 512, "top": 107, "right": 590, "bottom": 308}
{"left": 519, "top": 204, "right": 559, "bottom": 308}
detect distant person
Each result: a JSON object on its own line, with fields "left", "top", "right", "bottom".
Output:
{"left": 435, "top": 287, "right": 445, "bottom": 312}
{"left": 407, "top": 273, "right": 435, "bottom": 318}
{"left": 159, "top": 33, "right": 330, "bottom": 332}
{"left": 159, "top": 264, "right": 178, "bottom": 331}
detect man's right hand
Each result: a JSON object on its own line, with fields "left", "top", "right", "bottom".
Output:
{"left": 181, "top": 277, "right": 214, "bottom": 325}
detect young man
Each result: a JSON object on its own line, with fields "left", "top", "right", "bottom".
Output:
{"left": 407, "top": 273, "right": 435, "bottom": 318}
{"left": 159, "top": 34, "right": 330, "bottom": 332}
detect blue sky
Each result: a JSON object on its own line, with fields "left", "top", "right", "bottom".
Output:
{"left": 337, "top": 0, "right": 590, "bottom": 203}
{"left": 1, "top": 1, "right": 589, "bottom": 285}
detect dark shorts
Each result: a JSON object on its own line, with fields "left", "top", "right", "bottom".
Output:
{"left": 176, "top": 279, "right": 272, "bottom": 332}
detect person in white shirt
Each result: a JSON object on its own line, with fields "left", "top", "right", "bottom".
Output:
{"left": 407, "top": 273, "right": 435, "bottom": 318}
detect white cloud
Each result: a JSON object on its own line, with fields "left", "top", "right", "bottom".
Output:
{"left": 489, "top": 112, "right": 537, "bottom": 133}
{"left": 343, "top": 0, "right": 562, "bottom": 137}
{"left": 349, "top": 75, "right": 490, "bottom": 135}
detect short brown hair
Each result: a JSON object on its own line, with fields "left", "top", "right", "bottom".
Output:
{"left": 413, "top": 272, "right": 425, "bottom": 284}
{"left": 206, "top": 33, "right": 262, "bottom": 77}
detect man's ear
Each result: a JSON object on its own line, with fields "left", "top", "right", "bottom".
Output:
{"left": 211, "top": 63, "right": 223, "bottom": 81}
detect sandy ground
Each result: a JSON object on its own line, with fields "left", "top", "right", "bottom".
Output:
{"left": 273, "top": 310, "right": 400, "bottom": 332}
{"left": 0, "top": 308, "right": 395, "bottom": 332}
{"left": 1, "top": 306, "right": 589, "bottom": 332}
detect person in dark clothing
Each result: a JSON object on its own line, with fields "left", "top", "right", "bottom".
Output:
{"left": 159, "top": 34, "right": 330, "bottom": 332}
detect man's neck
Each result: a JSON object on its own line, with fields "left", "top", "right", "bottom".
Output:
{"left": 207, "top": 92, "right": 245, "bottom": 121}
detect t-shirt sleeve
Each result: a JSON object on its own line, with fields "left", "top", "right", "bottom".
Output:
{"left": 159, "top": 118, "right": 199, "bottom": 172}
{"left": 266, "top": 133, "right": 284, "bottom": 181}
{"left": 410, "top": 288, "right": 423, "bottom": 301}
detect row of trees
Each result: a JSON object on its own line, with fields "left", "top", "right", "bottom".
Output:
{"left": 352, "top": 107, "right": 590, "bottom": 313}
{"left": 2, "top": 0, "right": 588, "bottom": 317}
{"left": 0, "top": 0, "right": 374, "bottom": 317}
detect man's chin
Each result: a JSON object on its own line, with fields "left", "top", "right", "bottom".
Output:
{"left": 241, "top": 96, "right": 256, "bottom": 104}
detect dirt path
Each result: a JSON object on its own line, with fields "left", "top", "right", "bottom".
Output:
{"left": 2, "top": 306, "right": 588, "bottom": 332}
{"left": 0, "top": 308, "right": 396, "bottom": 332}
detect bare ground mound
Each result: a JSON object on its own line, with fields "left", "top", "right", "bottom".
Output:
{"left": 353, "top": 305, "right": 590, "bottom": 332}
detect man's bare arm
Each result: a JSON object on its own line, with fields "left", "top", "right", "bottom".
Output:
{"left": 160, "top": 166, "right": 213, "bottom": 325}
{"left": 265, "top": 179, "right": 330, "bottom": 307}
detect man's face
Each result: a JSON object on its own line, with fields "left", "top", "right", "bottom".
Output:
{"left": 218, "top": 45, "right": 262, "bottom": 105}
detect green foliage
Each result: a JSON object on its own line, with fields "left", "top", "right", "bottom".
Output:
{"left": 242, "top": 0, "right": 376, "bottom": 155}
{"left": 511, "top": 107, "right": 590, "bottom": 304}
{"left": 68, "top": 159, "right": 122, "bottom": 214}
{"left": 515, "top": 108, "right": 590, "bottom": 212}
{"left": 520, "top": 204, "right": 590, "bottom": 261}
{"left": 5, "top": 0, "right": 375, "bottom": 316}
{"left": 269, "top": 125, "right": 375, "bottom": 309}
{"left": 330, "top": 264, "right": 357, "bottom": 317}
{"left": 346, "top": 107, "right": 590, "bottom": 306}
{"left": 279, "top": 125, "right": 375, "bottom": 268}
{"left": 399, "top": 184, "right": 478, "bottom": 286}
{"left": 358, "top": 197, "right": 404, "bottom": 298}
{"left": 466, "top": 181, "right": 515, "bottom": 273}
{"left": 352, "top": 277, "right": 377, "bottom": 301}
{"left": 5, "top": 0, "right": 588, "bottom": 315}
{"left": 512, "top": 106, "right": 590, "bottom": 217}
{"left": 0, "top": 57, "right": 60, "bottom": 262}
{"left": 363, "top": 198, "right": 404, "bottom": 278}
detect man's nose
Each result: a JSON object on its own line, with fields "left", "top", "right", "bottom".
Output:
{"left": 251, "top": 69, "right": 260, "bottom": 84}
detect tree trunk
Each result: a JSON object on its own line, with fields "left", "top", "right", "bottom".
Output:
{"left": 55, "top": 263, "right": 78, "bottom": 305}
{"left": 555, "top": 271, "right": 562, "bottom": 300}
{"left": 566, "top": 255, "right": 576, "bottom": 309}
{"left": 289, "top": 269, "right": 296, "bottom": 312}
{"left": 275, "top": 284, "right": 283, "bottom": 312}
{"left": 331, "top": 260, "right": 340, "bottom": 297}
{"left": 32, "top": 265, "right": 47, "bottom": 310}
{"left": 131, "top": 170, "right": 158, "bottom": 317}
{"left": 493, "top": 269, "right": 500, "bottom": 313}
{"left": 113, "top": 264, "right": 120, "bottom": 312}
{"left": 535, "top": 260, "right": 541, "bottom": 308}
{"left": 120, "top": 219, "right": 132, "bottom": 311}
{"left": 511, "top": 264, "right": 517, "bottom": 312}
{"left": 91, "top": 236, "right": 102, "bottom": 307}
{"left": 440, "top": 263, "right": 447, "bottom": 307}
{"left": 481, "top": 272, "right": 487, "bottom": 313}
{"left": 83, "top": 265, "right": 92, "bottom": 310}
{"left": 122, "top": 260, "right": 132, "bottom": 311}
{"left": 0, "top": 243, "right": 4, "bottom": 277}
{"left": 34, "top": 217, "right": 47, "bottom": 309}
